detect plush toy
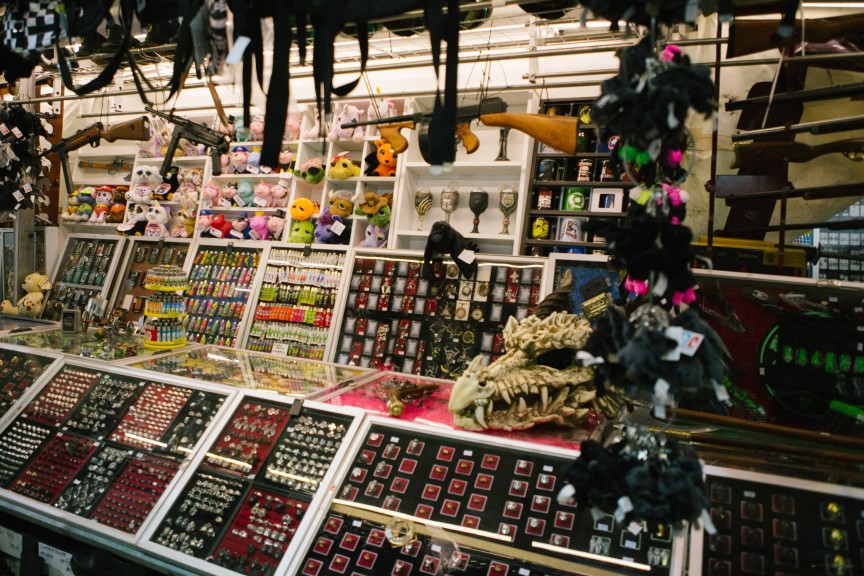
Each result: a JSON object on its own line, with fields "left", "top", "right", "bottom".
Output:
{"left": 284, "top": 115, "right": 302, "bottom": 141}
{"left": 301, "top": 108, "right": 321, "bottom": 140}
{"left": 249, "top": 213, "right": 269, "bottom": 240}
{"left": 171, "top": 207, "right": 197, "bottom": 238}
{"left": 233, "top": 116, "right": 248, "bottom": 142}
{"left": 209, "top": 214, "right": 234, "bottom": 238}
{"left": 221, "top": 184, "right": 239, "bottom": 207}
{"left": 270, "top": 182, "right": 289, "bottom": 207}
{"left": 22, "top": 272, "right": 51, "bottom": 294}
{"left": 327, "top": 189, "right": 355, "bottom": 219}
{"left": 247, "top": 151, "right": 261, "bottom": 171}
{"left": 116, "top": 204, "right": 148, "bottom": 236}
{"left": 236, "top": 180, "right": 255, "bottom": 207}
{"left": 253, "top": 182, "right": 273, "bottom": 207}
{"left": 175, "top": 184, "right": 199, "bottom": 215}
{"left": 229, "top": 211, "right": 252, "bottom": 239}
{"left": 328, "top": 152, "right": 360, "bottom": 180}
{"left": 314, "top": 212, "right": 348, "bottom": 245}
{"left": 422, "top": 221, "right": 479, "bottom": 280}
{"left": 143, "top": 201, "right": 171, "bottom": 237}
{"left": 202, "top": 184, "right": 221, "bottom": 208}
{"left": 178, "top": 166, "right": 203, "bottom": 188}
{"left": 133, "top": 165, "right": 161, "bottom": 189}
{"left": 294, "top": 158, "right": 325, "bottom": 185}
{"left": 365, "top": 139, "right": 398, "bottom": 177}
{"left": 197, "top": 210, "right": 214, "bottom": 236}
{"left": 76, "top": 187, "right": 96, "bottom": 221}
{"left": 288, "top": 220, "right": 315, "bottom": 243}
{"left": 0, "top": 272, "right": 52, "bottom": 318}
{"left": 354, "top": 191, "right": 393, "bottom": 223}
{"left": 220, "top": 154, "right": 231, "bottom": 174}
{"left": 232, "top": 147, "right": 249, "bottom": 173}
{"left": 327, "top": 104, "right": 365, "bottom": 143}
{"left": 151, "top": 166, "right": 179, "bottom": 202}
{"left": 367, "top": 98, "right": 397, "bottom": 125}
{"left": 106, "top": 201, "right": 127, "bottom": 224}
{"left": 249, "top": 118, "right": 265, "bottom": 140}
{"left": 60, "top": 190, "right": 81, "bottom": 221}
{"left": 360, "top": 224, "right": 388, "bottom": 248}
{"left": 89, "top": 186, "right": 114, "bottom": 222}
{"left": 277, "top": 149, "right": 295, "bottom": 173}
{"left": 268, "top": 210, "right": 287, "bottom": 239}
{"left": 290, "top": 197, "right": 320, "bottom": 221}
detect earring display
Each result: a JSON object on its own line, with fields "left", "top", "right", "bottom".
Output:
{"left": 185, "top": 246, "right": 262, "bottom": 347}
{"left": 0, "top": 348, "right": 58, "bottom": 419}
{"left": 295, "top": 421, "right": 679, "bottom": 575}
{"left": 336, "top": 254, "right": 543, "bottom": 378}
{"left": 245, "top": 248, "right": 346, "bottom": 360}
{"left": 0, "top": 364, "right": 226, "bottom": 535}
{"left": 694, "top": 466, "right": 864, "bottom": 576}
{"left": 147, "top": 397, "right": 361, "bottom": 576}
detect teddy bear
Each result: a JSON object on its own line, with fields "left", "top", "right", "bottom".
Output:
{"left": 327, "top": 104, "right": 365, "bottom": 143}
{"left": 365, "top": 139, "right": 398, "bottom": 177}
{"left": 288, "top": 220, "right": 315, "bottom": 243}
{"left": 60, "top": 190, "right": 82, "bottom": 221}
{"left": 328, "top": 152, "right": 360, "bottom": 180}
{"left": 294, "top": 158, "right": 325, "bottom": 185}
{"left": 270, "top": 182, "right": 289, "bottom": 207}
{"left": 290, "top": 197, "right": 320, "bottom": 221}
{"left": 116, "top": 204, "right": 148, "bottom": 236}
{"left": 0, "top": 272, "right": 52, "bottom": 318}
{"left": 327, "top": 189, "right": 355, "bottom": 219}
{"left": 268, "top": 210, "right": 287, "bottom": 239}
{"left": 89, "top": 186, "right": 115, "bottom": 223}
{"left": 249, "top": 213, "right": 269, "bottom": 240}
{"left": 143, "top": 201, "right": 172, "bottom": 237}
{"left": 301, "top": 108, "right": 321, "bottom": 140}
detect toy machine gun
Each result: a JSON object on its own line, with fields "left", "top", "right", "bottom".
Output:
{"left": 42, "top": 116, "right": 151, "bottom": 196}
{"left": 342, "top": 97, "right": 580, "bottom": 164}
{"left": 731, "top": 138, "right": 864, "bottom": 168}
{"left": 145, "top": 107, "right": 232, "bottom": 176}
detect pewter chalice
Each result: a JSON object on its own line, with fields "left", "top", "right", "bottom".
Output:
{"left": 414, "top": 188, "right": 433, "bottom": 231}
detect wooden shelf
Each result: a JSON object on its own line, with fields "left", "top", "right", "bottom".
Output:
{"left": 530, "top": 180, "right": 630, "bottom": 188}
{"left": 398, "top": 230, "right": 515, "bottom": 243}
{"left": 527, "top": 210, "right": 627, "bottom": 218}
{"left": 229, "top": 140, "right": 300, "bottom": 148}
{"left": 524, "top": 239, "right": 608, "bottom": 248}
{"left": 404, "top": 161, "right": 522, "bottom": 175}
{"left": 211, "top": 173, "right": 291, "bottom": 180}
{"left": 536, "top": 152, "right": 612, "bottom": 159}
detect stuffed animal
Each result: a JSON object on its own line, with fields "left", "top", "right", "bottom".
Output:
{"left": 209, "top": 214, "right": 234, "bottom": 239}
{"left": 133, "top": 165, "right": 161, "bottom": 189}
{"left": 116, "top": 204, "right": 148, "bottom": 236}
{"left": 327, "top": 104, "right": 365, "bottom": 143}
{"left": 355, "top": 191, "right": 392, "bottom": 221}
{"left": 60, "top": 190, "right": 81, "bottom": 221}
{"left": 294, "top": 158, "right": 325, "bottom": 185}
{"left": 143, "top": 201, "right": 171, "bottom": 237}
{"left": 249, "top": 213, "right": 269, "bottom": 240}
{"left": 106, "top": 201, "right": 127, "bottom": 224}
{"left": 237, "top": 180, "right": 255, "bottom": 207}
{"left": 197, "top": 210, "right": 214, "bottom": 236}
{"left": 171, "top": 208, "right": 196, "bottom": 238}
{"left": 249, "top": 118, "right": 265, "bottom": 140}
{"left": 127, "top": 184, "right": 152, "bottom": 205}
{"left": 221, "top": 184, "right": 239, "bottom": 207}
{"left": 367, "top": 98, "right": 397, "bottom": 125}
{"left": 202, "top": 184, "right": 221, "bottom": 208}
{"left": 76, "top": 187, "right": 96, "bottom": 221}
{"left": 328, "top": 152, "right": 360, "bottom": 180}
{"left": 247, "top": 151, "right": 261, "bottom": 171}
{"left": 268, "top": 211, "right": 287, "bottom": 239}
{"left": 290, "top": 197, "right": 320, "bottom": 221}
{"left": 284, "top": 115, "right": 302, "bottom": 141}
{"left": 360, "top": 224, "right": 388, "bottom": 248}
{"left": 422, "top": 221, "right": 479, "bottom": 280}
{"left": 288, "top": 220, "right": 315, "bottom": 243}
{"left": 22, "top": 272, "right": 51, "bottom": 294}
{"left": 301, "top": 108, "right": 321, "bottom": 140}
{"left": 277, "top": 149, "right": 294, "bottom": 173}
{"left": 1, "top": 292, "right": 45, "bottom": 318}
{"left": 253, "top": 182, "right": 273, "bottom": 207}
{"left": 89, "top": 186, "right": 114, "bottom": 223}
{"left": 220, "top": 154, "right": 231, "bottom": 174}
{"left": 327, "top": 189, "right": 355, "bottom": 219}
{"left": 314, "top": 212, "right": 348, "bottom": 245}
{"left": 233, "top": 116, "right": 249, "bottom": 142}
{"left": 229, "top": 211, "right": 252, "bottom": 239}
{"left": 270, "top": 182, "right": 289, "bottom": 207}
{"left": 178, "top": 166, "right": 203, "bottom": 188}
{"left": 232, "top": 147, "right": 249, "bottom": 173}
{"left": 365, "top": 139, "right": 398, "bottom": 177}
{"left": 151, "top": 166, "right": 179, "bottom": 202}
{"left": 175, "top": 185, "right": 199, "bottom": 215}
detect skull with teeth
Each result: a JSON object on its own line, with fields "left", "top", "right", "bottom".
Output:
{"left": 448, "top": 310, "right": 619, "bottom": 431}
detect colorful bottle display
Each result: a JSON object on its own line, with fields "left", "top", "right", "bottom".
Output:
{"left": 142, "top": 265, "right": 189, "bottom": 350}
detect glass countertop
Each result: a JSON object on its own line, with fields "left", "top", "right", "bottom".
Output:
{"left": 0, "top": 328, "right": 190, "bottom": 362}
{"left": 129, "top": 346, "right": 373, "bottom": 398}
{"left": 0, "top": 315, "right": 58, "bottom": 336}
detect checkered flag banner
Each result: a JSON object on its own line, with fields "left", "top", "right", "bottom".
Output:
{"left": 1, "top": 0, "right": 59, "bottom": 57}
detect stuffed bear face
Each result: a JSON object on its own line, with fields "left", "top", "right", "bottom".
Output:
{"left": 134, "top": 166, "right": 161, "bottom": 187}
{"left": 21, "top": 273, "right": 51, "bottom": 293}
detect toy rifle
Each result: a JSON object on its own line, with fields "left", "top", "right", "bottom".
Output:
{"left": 78, "top": 158, "right": 134, "bottom": 177}
{"left": 731, "top": 138, "right": 864, "bottom": 169}
{"left": 41, "top": 115, "right": 151, "bottom": 196}
{"left": 727, "top": 13, "right": 864, "bottom": 59}
{"left": 145, "top": 107, "right": 231, "bottom": 176}
{"left": 341, "top": 97, "right": 580, "bottom": 164}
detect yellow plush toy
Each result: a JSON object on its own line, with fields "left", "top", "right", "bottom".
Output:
{"left": 1, "top": 273, "right": 52, "bottom": 318}
{"left": 328, "top": 152, "right": 361, "bottom": 180}
{"left": 289, "top": 197, "right": 320, "bottom": 221}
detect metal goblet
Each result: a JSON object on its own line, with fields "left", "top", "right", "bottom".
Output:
{"left": 440, "top": 182, "right": 459, "bottom": 224}
{"left": 414, "top": 188, "right": 433, "bottom": 231}
{"left": 469, "top": 189, "right": 489, "bottom": 234}
{"left": 498, "top": 186, "right": 518, "bottom": 235}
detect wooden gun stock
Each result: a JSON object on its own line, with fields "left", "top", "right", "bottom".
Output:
{"left": 61, "top": 125, "right": 102, "bottom": 153}
{"left": 456, "top": 123, "right": 479, "bottom": 154}
{"left": 732, "top": 138, "right": 864, "bottom": 168}
{"left": 101, "top": 116, "right": 151, "bottom": 143}
{"left": 377, "top": 121, "right": 415, "bottom": 154}
{"left": 480, "top": 113, "right": 579, "bottom": 156}
{"left": 728, "top": 13, "right": 864, "bottom": 58}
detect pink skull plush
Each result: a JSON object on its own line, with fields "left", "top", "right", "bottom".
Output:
{"left": 249, "top": 213, "right": 269, "bottom": 240}
{"left": 253, "top": 182, "right": 273, "bottom": 207}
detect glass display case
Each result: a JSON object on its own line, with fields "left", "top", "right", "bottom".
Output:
{"left": 128, "top": 345, "right": 373, "bottom": 399}
{"left": 333, "top": 249, "right": 545, "bottom": 378}
{"left": 0, "top": 361, "right": 231, "bottom": 542}
{"left": 0, "top": 345, "right": 60, "bottom": 422}
{"left": 140, "top": 395, "right": 365, "bottom": 576}
{"left": 0, "top": 315, "right": 57, "bottom": 336}
{"left": 1, "top": 228, "right": 56, "bottom": 304}
{"left": 0, "top": 328, "right": 198, "bottom": 363}
{"left": 290, "top": 417, "right": 684, "bottom": 576}
{"left": 43, "top": 234, "right": 126, "bottom": 321}
{"left": 243, "top": 246, "right": 349, "bottom": 361}
{"left": 184, "top": 242, "right": 265, "bottom": 347}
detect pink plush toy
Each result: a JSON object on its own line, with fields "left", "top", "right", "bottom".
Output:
{"left": 284, "top": 116, "right": 302, "bottom": 141}
{"left": 327, "top": 104, "right": 364, "bottom": 143}
{"left": 232, "top": 147, "right": 249, "bottom": 173}
{"left": 220, "top": 154, "right": 231, "bottom": 173}
{"left": 249, "top": 213, "right": 270, "bottom": 240}
{"left": 267, "top": 210, "right": 287, "bottom": 239}
{"left": 270, "top": 181, "right": 289, "bottom": 207}
{"left": 196, "top": 210, "right": 213, "bottom": 235}
{"left": 201, "top": 184, "right": 221, "bottom": 208}
{"left": 253, "top": 182, "right": 273, "bottom": 207}
{"left": 249, "top": 118, "right": 265, "bottom": 140}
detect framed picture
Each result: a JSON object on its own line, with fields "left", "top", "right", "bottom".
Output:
{"left": 590, "top": 188, "right": 624, "bottom": 213}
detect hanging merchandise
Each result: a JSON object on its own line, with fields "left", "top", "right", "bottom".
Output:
{"left": 0, "top": 105, "right": 50, "bottom": 219}
{"left": 516, "top": 0, "right": 577, "bottom": 21}
{"left": 573, "top": 0, "right": 730, "bottom": 30}
{"left": 0, "top": 0, "right": 59, "bottom": 82}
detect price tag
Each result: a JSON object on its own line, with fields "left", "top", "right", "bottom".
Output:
{"left": 248, "top": 229, "right": 260, "bottom": 240}
{"left": 234, "top": 196, "right": 247, "bottom": 207}
{"left": 11, "top": 127, "right": 23, "bottom": 139}
{"left": 390, "top": 436, "right": 400, "bottom": 443}
{"left": 331, "top": 220, "right": 346, "bottom": 235}
{"left": 22, "top": 183, "right": 32, "bottom": 193}
{"left": 0, "top": 526, "right": 22, "bottom": 559}
{"left": 209, "top": 227, "right": 223, "bottom": 238}
{"left": 260, "top": 165, "right": 272, "bottom": 174}
{"left": 0, "top": 123, "right": 8, "bottom": 135}
{"left": 254, "top": 196, "right": 267, "bottom": 207}
{"left": 278, "top": 178, "right": 291, "bottom": 187}
{"left": 38, "top": 543, "right": 74, "bottom": 576}
{"left": 202, "top": 198, "right": 213, "bottom": 208}
{"left": 12, "top": 190, "right": 24, "bottom": 202}
{"left": 229, "top": 229, "right": 244, "bottom": 238}
{"left": 218, "top": 198, "right": 232, "bottom": 208}
{"left": 463, "top": 450, "right": 473, "bottom": 456}
{"left": 246, "top": 165, "right": 260, "bottom": 174}
{"left": 272, "top": 342, "right": 289, "bottom": 355}
{"left": 431, "top": 544, "right": 441, "bottom": 553}
{"left": 226, "top": 35, "right": 251, "bottom": 65}
{"left": 457, "top": 249, "right": 475, "bottom": 264}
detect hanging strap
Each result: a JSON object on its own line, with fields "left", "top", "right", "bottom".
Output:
{"left": 260, "top": 0, "right": 292, "bottom": 167}
{"left": 207, "top": 76, "right": 232, "bottom": 132}
{"left": 167, "top": 0, "right": 205, "bottom": 99}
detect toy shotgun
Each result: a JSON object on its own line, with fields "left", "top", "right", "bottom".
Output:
{"left": 145, "top": 107, "right": 231, "bottom": 176}
{"left": 342, "top": 97, "right": 579, "bottom": 163}
{"left": 41, "top": 115, "right": 151, "bottom": 195}
{"left": 727, "top": 13, "right": 864, "bottom": 58}
{"left": 731, "top": 138, "right": 864, "bottom": 169}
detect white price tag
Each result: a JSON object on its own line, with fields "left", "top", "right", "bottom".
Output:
{"left": 202, "top": 198, "right": 213, "bottom": 208}
{"left": 463, "top": 450, "right": 473, "bottom": 456}
{"left": 272, "top": 342, "right": 289, "bottom": 355}
{"left": 254, "top": 196, "right": 267, "bottom": 207}
{"left": 209, "top": 227, "right": 223, "bottom": 238}
{"left": 218, "top": 198, "right": 232, "bottom": 208}
{"left": 0, "top": 123, "right": 8, "bottom": 135}
{"left": 331, "top": 220, "right": 346, "bottom": 235}
{"left": 38, "top": 544, "right": 74, "bottom": 576}
{"left": 246, "top": 165, "right": 260, "bottom": 174}
{"left": 230, "top": 229, "right": 244, "bottom": 238}
{"left": 11, "top": 127, "right": 23, "bottom": 139}
{"left": 22, "top": 183, "right": 32, "bottom": 193}
{"left": 390, "top": 436, "right": 400, "bottom": 443}
{"left": 12, "top": 190, "right": 24, "bottom": 202}
{"left": 234, "top": 196, "right": 247, "bottom": 207}
{"left": 249, "top": 229, "right": 260, "bottom": 240}
{"left": 260, "top": 165, "right": 272, "bottom": 173}
{"left": 457, "top": 249, "right": 475, "bottom": 264}
{"left": 0, "top": 526, "right": 22, "bottom": 559}
{"left": 278, "top": 178, "right": 291, "bottom": 187}
{"left": 431, "top": 544, "right": 442, "bottom": 553}
{"left": 542, "top": 465, "right": 553, "bottom": 472}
